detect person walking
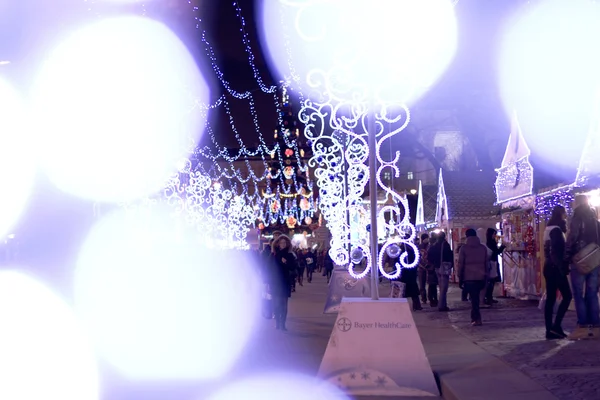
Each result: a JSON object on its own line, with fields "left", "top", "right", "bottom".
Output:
{"left": 399, "top": 244, "right": 422, "bottom": 311}
{"left": 426, "top": 232, "right": 439, "bottom": 307}
{"left": 324, "top": 250, "right": 334, "bottom": 283}
{"left": 305, "top": 248, "right": 316, "bottom": 283}
{"left": 484, "top": 228, "right": 506, "bottom": 305}
{"left": 458, "top": 229, "right": 489, "bottom": 326}
{"left": 269, "top": 235, "right": 297, "bottom": 331}
{"left": 317, "top": 249, "right": 325, "bottom": 273}
{"left": 566, "top": 194, "right": 600, "bottom": 339}
{"left": 543, "top": 205, "right": 573, "bottom": 340}
{"left": 418, "top": 233, "right": 430, "bottom": 304}
{"left": 261, "top": 240, "right": 275, "bottom": 320}
{"left": 454, "top": 236, "right": 469, "bottom": 301}
{"left": 428, "top": 231, "right": 453, "bottom": 312}
{"left": 296, "top": 249, "right": 306, "bottom": 287}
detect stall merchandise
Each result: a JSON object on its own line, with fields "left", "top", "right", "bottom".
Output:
{"left": 500, "top": 208, "right": 541, "bottom": 299}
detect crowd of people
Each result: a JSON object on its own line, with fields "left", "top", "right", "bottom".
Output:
{"left": 390, "top": 194, "right": 600, "bottom": 340}
{"left": 385, "top": 228, "right": 503, "bottom": 327}
{"left": 256, "top": 195, "right": 600, "bottom": 340}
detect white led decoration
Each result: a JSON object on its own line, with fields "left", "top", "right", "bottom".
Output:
{"left": 275, "top": 0, "right": 460, "bottom": 285}
{"left": 415, "top": 180, "right": 425, "bottom": 228}
{"left": 435, "top": 169, "right": 448, "bottom": 228}
{"left": 83, "top": 0, "right": 319, "bottom": 223}
{"left": 494, "top": 110, "right": 534, "bottom": 204}
{"left": 300, "top": 95, "right": 420, "bottom": 279}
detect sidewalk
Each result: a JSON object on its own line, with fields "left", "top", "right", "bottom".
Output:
{"left": 428, "top": 284, "right": 600, "bottom": 400}
{"left": 233, "top": 272, "right": 600, "bottom": 400}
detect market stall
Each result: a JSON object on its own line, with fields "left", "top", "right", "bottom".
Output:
{"left": 495, "top": 112, "right": 578, "bottom": 299}
{"left": 494, "top": 112, "right": 544, "bottom": 299}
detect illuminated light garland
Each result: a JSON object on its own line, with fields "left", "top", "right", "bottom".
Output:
{"left": 84, "top": 0, "right": 319, "bottom": 230}
{"left": 495, "top": 110, "right": 534, "bottom": 204}
{"left": 494, "top": 156, "right": 534, "bottom": 204}
{"left": 415, "top": 180, "right": 425, "bottom": 228}
{"left": 300, "top": 86, "right": 420, "bottom": 279}
{"left": 534, "top": 187, "right": 575, "bottom": 221}
{"left": 274, "top": 0, "right": 461, "bottom": 280}
{"left": 262, "top": 190, "right": 312, "bottom": 199}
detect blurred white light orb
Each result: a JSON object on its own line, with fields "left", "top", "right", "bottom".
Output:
{"left": 31, "top": 16, "right": 208, "bottom": 203}
{"left": 74, "top": 206, "right": 261, "bottom": 381}
{"left": 0, "top": 77, "right": 35, "bottom": 240}
{"left": 0, "top": 270, "right": 99, "bottom": 400}
{"left": 498, "top": 0, "right": 600, "bottom": 172}
{"left": 206, "top": 372, "right": 350, "bottom": 400}
{"left": 259, "top": 0, "right": 457, "bottom": 104}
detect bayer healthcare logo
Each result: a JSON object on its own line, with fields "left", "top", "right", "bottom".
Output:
{"left": 337, "top": 317, "right": 352, "bottom": 332}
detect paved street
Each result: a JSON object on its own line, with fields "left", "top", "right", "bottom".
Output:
{"left": 436, "top": 287, "right": 600, "bottom": 400}
{"left": 233, "top": 271, "right": 600, "bottom": 400}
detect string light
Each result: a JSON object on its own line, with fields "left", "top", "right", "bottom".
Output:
{"left": 84, "top": 0, "right": 319, "bottom": 233}
{"left": 534, "top": 187, "right": 574, "bottom": 221}
{"left": 495, "top": 156, "right": 534, "bottom": 204}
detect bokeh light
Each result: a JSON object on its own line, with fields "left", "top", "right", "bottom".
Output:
{"left": 498, "top": 0, "right": 600, "bottom": 174}
{"left": 0, "top": 270, "right": 99, "bottom": 400}
{"left": 258, "top": 0, "right": 457, "bottom": 104}
{"left": 0, "top": 77, "right": 36, "bottom": 240}
{"left": 206, "top": 372, "right": 350, "bottom": 400}
{"left": 31, "top": 16, "right": 208, "bottom": 203}
{"left": 74, "top": 205, "right": 261, "bottom": 381}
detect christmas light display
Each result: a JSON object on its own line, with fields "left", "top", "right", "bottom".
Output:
{"left": 435, "top": 169, "right": 448, "bottom": 227}
{"left": 270, "top": 0, "right": 459, "bottom": 282}
{"left": 83, "top": 0, "right": 319, "bottom": 229}
{"left": 415, "top": 180, "right": 425, "bottom": 228}
{"left": 300, "top": 96, "right": 419, "bottom": 279}
{"left": 534, "top": 186, "right": 575, "bottom": 221}
{"left": 495, "top": 156, "right": 534, "bottom": 203}
{"left": 495, "top": 111, "right": 534, "bottom": 204}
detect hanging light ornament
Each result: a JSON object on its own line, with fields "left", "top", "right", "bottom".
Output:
{"left": 286, "top": 216, "right": 297, "bottom": 228}
{"left": 300, "top": 197, "right": 310, "bottom": 211}
{"left": 283, "top": 166, "right": 295, "bottom": 179}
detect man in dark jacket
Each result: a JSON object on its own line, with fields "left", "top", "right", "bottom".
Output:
{"left": 566, "top": 195, "right": 600, "bottom": 333}
{"left": 427, "top": 231, "right": 453, "bottom": 312}
{"left": 418, "top": 233, "right": 430, "bottom": 304}
{"left": 458, "top": 229, "right": 489, "bottom": 326}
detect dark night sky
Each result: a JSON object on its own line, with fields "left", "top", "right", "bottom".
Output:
{"left": 194, "top": 0, "right": 525, "bottom": 152}
{"left": 0, "top": 0, "right": 526, "bottom": 153}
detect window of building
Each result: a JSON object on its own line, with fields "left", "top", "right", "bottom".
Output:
{"left": 407, "top": 171, "right": 414, "bottom": 180}
{"left": 384, "top": 171, "right": 391, "bottom": 181}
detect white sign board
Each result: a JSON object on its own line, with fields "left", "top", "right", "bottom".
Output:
{"left": 319, "top": 297, "right": 438, "bottom": 397}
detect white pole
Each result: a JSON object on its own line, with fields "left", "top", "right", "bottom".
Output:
{"left": 368, "top": 111, "right": 380, "bottom": 300}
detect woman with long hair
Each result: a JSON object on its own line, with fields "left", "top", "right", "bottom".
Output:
{"left": 484, "top": 228, "right": 506, "bottom": 305}
{"left": 269, "top": 235, "right": 297, "bottom": 331}
{"left": 543, "top": 205, "right": 573, "bottom": 339}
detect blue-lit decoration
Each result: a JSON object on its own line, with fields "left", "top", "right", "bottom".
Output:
{"left": 534, "top": 187, "right": 574, "bottom": 221}
{"left": 495, "top": 156, "right": 534, "bottom": 203}
{"left": 85, "top": 0, "right": 319, "bottom": 233}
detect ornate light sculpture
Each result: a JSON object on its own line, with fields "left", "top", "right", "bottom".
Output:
{"left": 260, "top": 0, "right": 458, "bottom": 295}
